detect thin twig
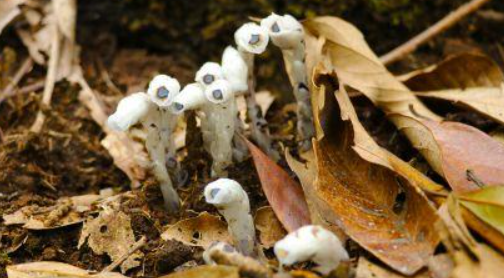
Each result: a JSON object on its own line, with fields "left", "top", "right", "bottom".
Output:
{"left": 380, "top": 0, "right": 492, "bottom": 65}
{"left": 101, "top": 236, "right": 147, "bottom": 273}
{"left": 0, "top": 57, "right": 33, "bottom": 103}
{"left": 30, "top": 24, "right": 61, "bottom": 133}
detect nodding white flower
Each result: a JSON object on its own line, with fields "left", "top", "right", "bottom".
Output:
{"left": 261, "top": 13, "right": 304, "bottom": 50}
{"left": 234, "top": 22, "right": 269, "bottom": 54}
{"left": 222, "top": 46, "right": 248, "bottom": 93}
{"left": 171, "top": 83, "right": 206, "bottom": 114}
{"left": 204, "top": 178, "right": 256, "bottom": 256}
{"left": 196, "top": 62, "right": 224, "bottom": 86}
{"left": 107, "top": 92, "right": 152, "bottom": 131}
{"left": 274, "top": 225, "right": 349, "bottom": 275}
{"left": 204, "top": 79, "right": 234, "bottom": 104}
{"left": 147, "top": 74, "right": 181, "bottom": 107}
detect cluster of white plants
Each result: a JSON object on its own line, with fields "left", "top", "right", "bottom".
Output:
{"left": 107, "top": 13, "right": 315, "bottom": 212}
{"left": 203, "top": 178, "right": 349, "bottom": 275}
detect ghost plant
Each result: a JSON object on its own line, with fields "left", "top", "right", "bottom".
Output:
{"left": 234, "top": 23, "right": 279, "bottom": 160}
{"left": 261, "top": 13, "right": 314, "bottom": 150}
{"left": 274, "top": 225, "right": 349, "bottom": 275}
{"left": 204, "top": 178, "right": 256, "bottom": 256}
{"left": 107, "top": 75, "right": 181, "bottom": 212}
{"left": 172, "top": 79, "right": 236, "bottom": 177}
{"left": 195, "top": 62, "right": 224, "bottom": 86}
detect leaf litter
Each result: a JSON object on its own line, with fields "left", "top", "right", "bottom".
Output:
{"left": 2, "top": 2, "right": 504, "bottom": 278}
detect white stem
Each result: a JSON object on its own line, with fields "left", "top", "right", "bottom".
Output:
{"left": 281, "top": 45, "right": 314, "bottom": 150}
{"left": 144, "top": 109, "right": 180, "bottom": 212}
{"left": 202, "top": 99, "right": 236, "bottom": 177}
{"left": 238, "top": 48, "right": 279, "bottom": 161}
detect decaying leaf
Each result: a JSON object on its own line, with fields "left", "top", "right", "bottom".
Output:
{"left": 304, "top": 16, "right": 504, "bottom": 195}
{"left": 355, "top": 257, "right": 430, "bottom": 278}
{"left": 244, "top": 137, "right": 311, "bottom": 232}
{"left": 158, "top": 265, "right": 239, "bottom": 278}
{"left": 402, "top": 53, "right": 504, "bottom": 90}
{"left": 392, "top": 115, "right": 504, "bottom": 193}
{"left": 6, "top": 261, "right": 128, "bottom": 278}
{"left": 402, "top": 53, "right": 504, "bottom": 125}
{"left": 236, "top": 91, "right": 275, "bottom": 128}
{"left": 3, "top": 194, "right": 101, "bottom": 229}
{"left": 254, "top": 206, "right": 287, "bottom": 248}
{"left": 79, "top": 207, "right": 143, "bottom": 273}
{"left": 309, "top": 77, "right": 439, "bottom": 275}
{"left": 161, "top": 212, "right": 231, "bottom": 248}
{"left": 414, "top": 86, "right": 504, "bottom": 125}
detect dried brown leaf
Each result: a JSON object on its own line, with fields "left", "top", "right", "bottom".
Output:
{"left": 309, "top": 78, "right": 439, "bottom": 275}
{"left": 254, "top": 206, "right": 287, "bottom": 248}
{"left": 244, "top": 138, "right": 311, "bottom": 232}
{"left": 79, "top": 208, "right": 142, "bottom": 273}
{"left": 158, "top": 265, "right": 239, "bottom": 278}
{"left": 356, "top": 257, "right": 430, "bottom": 278}
{"left": 402, "top": 53, "right": 504, "bottom": 90}
{"left": 6, "top": 261, "right": 128, "bottom": 278}
{"left": 161, "top": 212, "right": 231, "bottom": 248}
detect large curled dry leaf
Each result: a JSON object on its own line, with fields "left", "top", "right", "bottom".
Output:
{"left": 161, "top": 212, "right": 231, "bottom": 248}
{"left": 303, "top": 16, "right": 504, "bottom": 192}
{"left": 244, "top": 138, "right": 311, "bottom": 232}
{"left": 6, "top": 261, "right": 128, "bottom": 278}
{"left": 309, "top": 76, "right": 439, "bottom": 275}
{"left": 402, "top": 53, "right": 504, "bottom": 125}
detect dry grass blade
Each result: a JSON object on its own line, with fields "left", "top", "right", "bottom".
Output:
{"left": 6, "top": 261, "right": 128, "bottom": 278}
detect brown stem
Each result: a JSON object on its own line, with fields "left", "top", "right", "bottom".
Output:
{"left": 380, "top": 0, "right": 492, "bottom": 65}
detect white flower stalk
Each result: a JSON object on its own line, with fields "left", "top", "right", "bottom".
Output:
{"left": 204, "top": 179, "right": 256, "bottom": 256}
{"left": 147, "top": 75, "right": 181, "bottom": 159}
{"left": 195, "top": 62, "right": 224, "bottom": 86}
{"left": 261, "top": 13, "right": 314, "bottom": 151}
{"left": 221, "top": 46, "right": 249, "bottom": 162}
{"left": 274, "top": 225, "right": 349, "bottom": 275}
{"left": 172, "top": 81, "right": 235, "bottom": 177}
{"left": 203, "top": 80, "right": 236, "bottom": 177}
{"left": 234, "top": 23, "right": 279, "bottom": 161}
{"left": 108, "top": 91, "right": 180, "bottom": 212}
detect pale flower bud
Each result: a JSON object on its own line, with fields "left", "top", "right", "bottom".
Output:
{"left": 147, "top": 74, "right": 181, "bottom": 107}
{"left": 171, "top": 83, "right": 206, "bottom": 114}
{"left": 204, "top": 179, "right": 256, "bottom": 255}
{"left": 204, "top": 79, "right": 234, "bottom": 104}
{"left": 261, "top": 13, "right": 304, "bottom": 50}
{"left": 222, "top": 46, "right": 248, "bottom": 93}
{"left": 107, "top": 92, "right": 152, "bottom": 131}
{"left": 196, "top": 62, "right": 224, "bottom": 87}
{"left": 274, "top": 225, "right": 349, "bottom": 275}
{"left": 234, "top": 22, "right": 269, "bottom": 54}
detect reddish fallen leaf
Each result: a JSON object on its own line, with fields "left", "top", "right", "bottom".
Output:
{"left": 394, "top": 115, "right": 504, "bottom": 193}
{"left": 310, "top": 79, "right": 439, "bottom": 275}
{"left": 244, "top": 138, "right": 310, "bottom": 232}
